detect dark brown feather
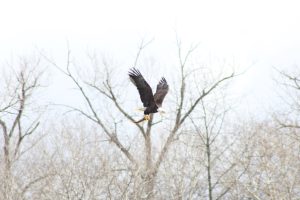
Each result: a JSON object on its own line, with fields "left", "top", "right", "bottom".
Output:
{"left": 128, "top": 68, "right": 155, "bottom": 107}
{"left": 154, "top": 77, "right": 169, "bottom": 107}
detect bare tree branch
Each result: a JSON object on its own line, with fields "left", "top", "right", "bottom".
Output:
{"left": 44, "top": 48, "right": 138, "bottom": 167}
{"left": 133, "top": 38, "right": 154, "bottom": 68}
{"left": 180, "top": 73, "right": 234, "bottom": 126}
{"left": 85, "top": 78, "right": 146, "bottom": 137}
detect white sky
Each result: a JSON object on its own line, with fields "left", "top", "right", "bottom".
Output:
{"left": 1, "top": 0, "right": 300, "bottom": 118}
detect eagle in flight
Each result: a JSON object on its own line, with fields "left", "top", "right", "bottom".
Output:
{"left": 129, "top": 68, "right": 169, "bottom": 123}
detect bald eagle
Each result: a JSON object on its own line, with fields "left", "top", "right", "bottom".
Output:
{"left": 129, "top": 68, "right": 169, "bottom": 122}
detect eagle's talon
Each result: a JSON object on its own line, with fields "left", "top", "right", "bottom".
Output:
{"left": 144, "top": 115, "right": 151, "bottom": 121}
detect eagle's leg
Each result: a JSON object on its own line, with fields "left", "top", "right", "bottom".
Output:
{"left": 144, "top": 114, "right": 151, "bottom": 121}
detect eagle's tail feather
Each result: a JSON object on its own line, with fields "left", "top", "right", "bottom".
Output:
{"left": 135, "top": 107, "right": 146, "bottom": 112}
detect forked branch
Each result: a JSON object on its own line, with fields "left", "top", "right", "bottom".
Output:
{"left": 44, "top": 49, "right": 138, "bottom": 166}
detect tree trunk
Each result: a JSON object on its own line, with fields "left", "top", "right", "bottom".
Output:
{"left": 206, "top": 140, "right": 213, "bottom": 200}
{"left": 144, "top": 115, "right": 155, "bottom": 199}
{"left": 4, "top": 134, "right": 10, "bottom": 171}
{"left": 3, "top": 133, "right": 12, "bottom": 200}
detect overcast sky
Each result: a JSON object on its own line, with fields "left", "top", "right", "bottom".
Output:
{"left": 1, "top": 0, "right": 300, "bottom": 118}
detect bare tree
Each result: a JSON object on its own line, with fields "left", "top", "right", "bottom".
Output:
{"left": 43, "top": 39, "right": 235, "bottom": 199}
{"left": 187, "top": 99, "right": 237, "bottom": 200}
{"left": 0, "top": 57, "right": 44, "bottom": 199}
{"left": 231, "top": 120, "right": 300, "bottom": 199}
{"left": 274, "top": 68, "right": 300, "bottom": 131}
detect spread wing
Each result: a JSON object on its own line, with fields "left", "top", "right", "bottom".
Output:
{"left": 129, "top": 68, "right": 155, "bottom": 107}
{"left": 154, "top": 77, "right": 169, "bottom": 107}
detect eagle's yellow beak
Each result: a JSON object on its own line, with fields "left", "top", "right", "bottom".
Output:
{"left": 144, "top": 114, "right": 151, "bottom": 121}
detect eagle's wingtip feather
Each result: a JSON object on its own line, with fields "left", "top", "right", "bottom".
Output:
{"left": 128, "top": 68, "right": 141, "bottom": 77}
